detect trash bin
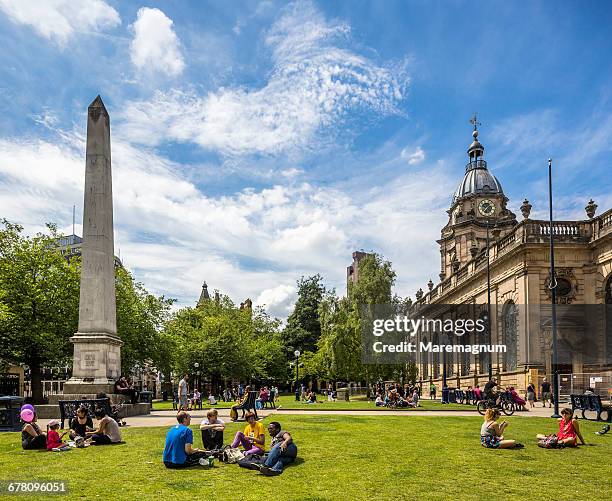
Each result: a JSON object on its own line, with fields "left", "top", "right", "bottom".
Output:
{"left": 139, "top": 391, "right": 153, "bottom": 404}
{"left": 0, "top": 396, "right": 25, "bottom": 432}
{"left": 441, "top": 388, "right": 449, "bottom": 404}
{"left": 162, "top": 390, "right": 168, "bottom": 401}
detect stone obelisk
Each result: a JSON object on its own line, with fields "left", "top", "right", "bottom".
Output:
{"left": 64, "top": 95, "right": 123, "bottom": 395}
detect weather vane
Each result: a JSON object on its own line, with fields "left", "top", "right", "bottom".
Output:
{"left": 469, "top": 112, "right": 481, "bottom": 131}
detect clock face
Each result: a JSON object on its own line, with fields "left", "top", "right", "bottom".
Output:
{"left": 478, "top": 199, "right": 495, "bottom": 216}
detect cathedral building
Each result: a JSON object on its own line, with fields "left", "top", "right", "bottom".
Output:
{"left": 412, "top": 122, "right": 612, "bottom": 393}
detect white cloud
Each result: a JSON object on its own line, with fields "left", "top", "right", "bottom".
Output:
{"left": 255, "top": 284, "right": 297, "bottom": 318}
{"left": 0, "top": 0, "right": 120, "bottom": 46}
{"left": 118, "top": 0, "right": 409, "bottom": 155}
{"left": 129, "top": 7, "right": 185, "bottom": 77}
{"left": 401, "top": 146, "right": 425, "bottom": 165}
{"left": 0, "top": 129, "right": 459, "bottom": 315}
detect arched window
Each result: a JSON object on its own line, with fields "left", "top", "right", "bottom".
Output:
{"left": 502, "top": 301, "right": 518, "bottom": 371}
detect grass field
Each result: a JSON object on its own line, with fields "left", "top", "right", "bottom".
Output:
{"left": 0, "top": 415, "right": 609, "bottom": 501}
{"left": 152, "top": 394, "right": 469, "bottom": 411}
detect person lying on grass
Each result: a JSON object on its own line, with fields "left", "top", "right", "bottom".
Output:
{"left": 480, "top": 408, "right": 523, "bottom": 449}
{"left": 537, "top": 407, "right": 586, "bottom": 448}
{"left": 163, "top": 411, "right": 208, "bottom": 468}
{"left": 86, "top": 408, "right": 122, "bottom": 445}
{"left": 259, "top": 421, "right": 298, "bottom": 476}
{"left": 231, "top": 411, "right": 265, "bottom": 455}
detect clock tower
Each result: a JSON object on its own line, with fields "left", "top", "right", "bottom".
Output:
{"left": 438, "top": 116, "right": 516, "bottom": 280}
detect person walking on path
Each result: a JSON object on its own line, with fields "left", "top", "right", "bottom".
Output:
{"left": 178, "top": 374, "right": 190, "bottom": 411}
{"left": 540, "top": 378, "right": 552, "bottom": 408}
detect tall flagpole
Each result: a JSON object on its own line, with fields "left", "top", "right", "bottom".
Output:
{"left": 548, "top": 158, "right": 561, "bottom": 418}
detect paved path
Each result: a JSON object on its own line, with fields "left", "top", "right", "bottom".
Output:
{"left": 32, "top": 405, "right": 559, "bottom": 428}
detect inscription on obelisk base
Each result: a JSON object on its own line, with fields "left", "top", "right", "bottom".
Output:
{"left": 63, "top": 95, "right": 123, "bottom": 395}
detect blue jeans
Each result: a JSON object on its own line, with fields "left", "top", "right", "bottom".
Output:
{"left": 264, "top": 443, "right": 297, "bottom": 472}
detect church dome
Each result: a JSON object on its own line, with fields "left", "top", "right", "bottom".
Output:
{"left": 453, "top": 122, "right": 503, "bottom": 202}
{"left": 453, "top": 162, "right": 503, "bottom": 202}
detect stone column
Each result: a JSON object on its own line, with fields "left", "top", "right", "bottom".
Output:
{"left": 64, "top": 96, "right": 123, "bottom": 395}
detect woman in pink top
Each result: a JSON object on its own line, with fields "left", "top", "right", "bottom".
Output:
{"left": 537, "top": 408, "right": 586, "bottom": 447}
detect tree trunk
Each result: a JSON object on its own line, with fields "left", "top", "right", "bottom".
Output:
{"left": 30, "top": 362, "right": 44, "bottom": 404}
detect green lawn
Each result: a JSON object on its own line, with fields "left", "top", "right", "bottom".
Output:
{"left": 153, "top": 395, "right": 468, "bottom": 411}
{"left": 0, "top": 415, "right": 609, "bottom": 500}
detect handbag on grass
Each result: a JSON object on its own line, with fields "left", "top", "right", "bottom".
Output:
{"left": 222, "top": 447, "right": 245, "bottom": 463}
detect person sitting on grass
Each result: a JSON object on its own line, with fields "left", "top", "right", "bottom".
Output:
{"left": 86, "top": 408, "right": 122, "bottom": 445}
{"left": 163, "top": 411, "right": 208, "bottom": 468}
{"left": 259, "top": 422, "right": 298, "bottom": 476}
{"left": 21, "top": 412, "right": 46, "bottom": 450}
{"left": 537, "top": 407, "right": 586, "bottom": 448}
{"left": 200, "top": 409, "right": 225, "bottom": 451}
{"left": 231, "top": 411, "right": 265, "bottom": 456}
{"left": 480, "top": 408, "right": 523, "bottom": 449}
{"left": 375, "top": 393, "right": 384, "bottom": 407}
{"left": 46, "top": 420, "right": 70, "bottom": 451}
{"left": 306, "top": 391, "right": 317, "bottom": 404}
{"left": 69, "top": 406, "right": 93, "bottom": 442}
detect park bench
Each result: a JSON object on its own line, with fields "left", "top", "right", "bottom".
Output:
{"left": 570, "top": 394, "right": 611, "bottom": 422}
{"left": 235, "top": 391, "right": 258, "bottom": 420}
{"left": 58, "top": 397, "right": 113, "bottom": 429}
{"left": 455, "top": 389, "right": 465, "bottom": 404}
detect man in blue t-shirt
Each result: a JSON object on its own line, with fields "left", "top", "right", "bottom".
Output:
{"left": 163, "top": 412, "right": 208, "bottom": 468}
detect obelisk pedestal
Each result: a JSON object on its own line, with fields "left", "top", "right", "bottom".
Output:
{"left": 63, "top": 95, "right": 123, "bottom": 396}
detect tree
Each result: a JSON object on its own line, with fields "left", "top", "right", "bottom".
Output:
{"left": 162, "top": 295, "right": 286, "bottom": 387}
{"left": 115, "top": 266, "right": 174, "bottom": 375}
{"left": 282, "top": 274, "right": 327, "bottom": 356}
{"left": 0, "top": 220, "right": 80, "bottom": 403}
{"left": 317, "top": 253, "right": 417, "bottom": 386}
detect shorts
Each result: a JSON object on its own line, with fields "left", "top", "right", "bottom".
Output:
{"left": 480, "top": 435, "right": 500, "bottom": 448}
{"left": 179, "top": 396, "right": 188, "bottom": 407}
{"left": 527, "top": 392, "right": 535, "bottom": 401}
{"left": 541, "top": 392, "right": 551, "bottom": 401}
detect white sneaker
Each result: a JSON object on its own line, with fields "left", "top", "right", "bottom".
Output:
{"left": 198, "top": 457, "right": 207, "bottom": 466}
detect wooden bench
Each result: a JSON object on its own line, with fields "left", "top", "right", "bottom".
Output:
{"left": 234, "top": 391, "right": 258, "bottom": 420}
{"left": 58, "top": 398, "right": 113, "bottom": 429}
{"left": 570, "top": 394, "right": 611, "bottom": 422}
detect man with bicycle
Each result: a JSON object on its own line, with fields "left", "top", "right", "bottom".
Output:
{"left": 483, "top": 378, "right": 499, "bottom": 405}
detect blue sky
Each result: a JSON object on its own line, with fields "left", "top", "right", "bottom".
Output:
{"left": 0, "top": 0, "right": 611, "bottom": 317}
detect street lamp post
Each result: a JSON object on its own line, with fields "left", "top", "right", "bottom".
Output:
{"left": 194, "top": 362, "right": 200, "bottom": 396}
{"left": 294, "top": 350, "right": 301, "bottom": 401}
{"left": 485, "top": 220, "right": 493, "bottom": 381}
{"left": 548, "top": 158, "right": 561, "bottom": 419}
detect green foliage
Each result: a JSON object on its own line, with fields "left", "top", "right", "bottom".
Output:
{"left": 115, "top": 266, "right": 174, "bottom": 375}
{"left": 162, "top": 296, "right": 286, "bottom": 384}
{"left": 316, "top": 252, "right": 417, "bottom": 384}
{"left": 282, "top": 274, "right": 327, "bottom": 356}
{"left": 0, "top": 219, "right": 80, "bottom": 402}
